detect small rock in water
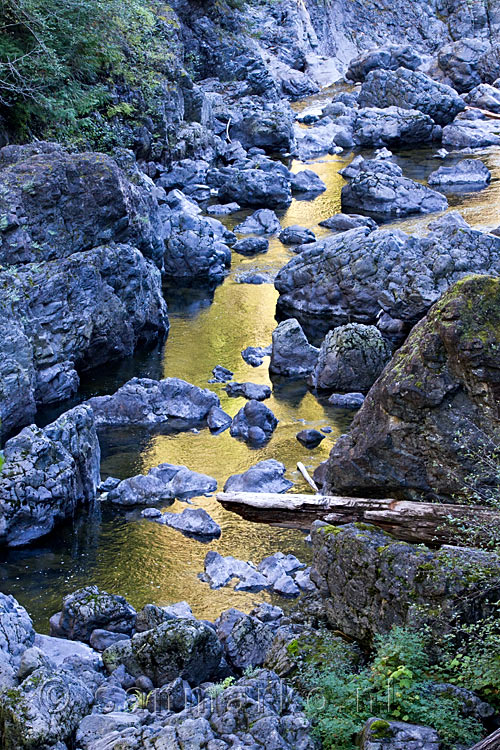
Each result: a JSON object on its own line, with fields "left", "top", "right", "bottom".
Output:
{"left": 236, "top": 271, "right": 274, "bottom": 284}
{"left": 234, "top": 209, "right": 281, "bottom": 235}
{"left": 296, "top": 429, "right": 325, "bottom": 449}
{"left": 241, "top": 345, "right": 272, "bottom": 367}
{"left": 141, "top": 507, "right": 162, "bottom": 518}
{"left": 224, "top": 459, "right": 293, "bottom": 493}
{"left": 99, "top": 477, "right": 121, "bottom": 493}
{"left": 160, "top": 507, "right": 221, "bottom": 541}
{"left": 434, "top": 148, "right": 449, "bottom": 158}
{"left": 318, "top": 213, "right": 377, "bottom": 232}
{"left": 321, "top": 426, "right": 333, "bottom": 434}
{"left": 273, "top": 575, "right": 300, "bottom": 597}
{"left": 233, "top": 237, "right": 269, "bottom": 255}
{"left": 328, "top": 392, "right": 365, "bottom": 409}
{"left": 427, "top": 158, "right": 491, "bottom": 188}
{"left": 207, "top": 406, "right": 232, "bottom": 433}
{"left": 290, "top": 169, "right": 327, "bottom": 194}
{"left": 206, "top": 202, "right": 240, "bottom": 215}
{"left": 210, "top": 365, "right": 234, "bottom": 383}
{"left": 230, "top": 400, "right": 278, "bottom": 445}
{"left": 225, "top": 382, "right": 271, "bottom": 401}
{"left": 279, "top": 226, "right": 316, "bottom": 246}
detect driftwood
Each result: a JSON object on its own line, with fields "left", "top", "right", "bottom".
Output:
{"left": 216, "top": 491, "right": 500, "bottom": 545}
{"left": 465, "top": 105, "right": 500, "bottom": 121}
{"left": 468, "top": 729, "right": 500, "bottom": 750}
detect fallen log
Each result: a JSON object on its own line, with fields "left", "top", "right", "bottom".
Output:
{"left": 468, "top": 729, "right": 500, "bottom": 750}
{"left": 216, "top": 491, "right": 500, "bottom": 545}
{"left": 465, "top": 105, "right": 500, "bottom": 121}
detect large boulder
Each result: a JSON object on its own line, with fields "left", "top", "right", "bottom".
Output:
{"left": 88, "top": 377, "right": 219, "bottom": 429}
{"left": 0, "top": 243, "right": 168, "bottom": 438}
{"left": 437, "top": 38, "right": 500, "bottom": 92}
{"left": 324, "top": 275, "right": 500, "bottom": 502}
{"left": 464, "top": 83, "right": 500, "bottom": 113}
{"left": 218, "top": 167, "right": 292, "bottom": 208}
{"left": 358, "top": 68, "right": 465, "bottom": 126}
{"left": 311, "top": 522, "right": 500, "bottom": 644}
{"left": 275, "top": 213, "right": 500, "bottom": 339}
{"left": 359, "top": 718, "right": 440, "bottom": 750}
{"left": 0, "top": 406, "right": 100, "bottom": 547}
{"left": 49, "top": 586, "right": 136, "bottom": 642}
{"left": 102, "top": 618, "right": 222, "bottom": 687}
{"left": 309, "top": 324, "right": 392, "bottom": 393}
{"left": 353, "top": 106, "right": 439, "bottom": 147}
{"left": 230, "top": 399, "right": 279, "bottom": 445}
{"left": 0, "top": 594, "right": 35, "bottom": 673}
{"left": 0, "top": 143, "right": 165, "bottom": 268}
{"left": 224, "top": 459, "right": 294, "bottom": 493}
{"left": 107, "top": 463, "right": 217, "bottom": 505}
{"left": 427, "top": 158, "right": 491, "bottom": 188}
{"left": 215, "top": 608, "right": 275, "bottom": 670}
{"left": 341, "top": 159, "right": 448, "bottom": 219}
{"left": 346, "top": 44, "right": 423, "bottom": 82}
{"left": 442, "top": 118, "right": 500, "bottom": 149}
{"left": 270, "top": 319, "right": 319, "bottom": 378}
{"left": 164, "top": 208, "right": 231, "bottom": 281}
{"left": 228, "top": 103, "right": 295, "bottom": 152}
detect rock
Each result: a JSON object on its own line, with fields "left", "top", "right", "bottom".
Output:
{"left": 159, "top": 507, "right": 221, "bottom": 541}
{"left": 49, "top": 587, "right": 135, "bottom": 643}
{"left": 76, "top": 712, "right": 142, "bottom": 750}
{"left": 107, "top": 463, "right": 217, "bottom": 505}
{"left": 296, "top": 429, "right": 325, "bottom": 449}
{"left": 311, "top": 522, "right": 500, "bottom": 644}
{"left": 0, "top": 594, "right": 35, "bottom": 669}
{"left": 269, "top": 319, "right": 319, "bottom": 378}
{"left": 279, "top": 226, "right": 316, "bottom": 246}
{"left": 358, "top": 68, "right": 465, "bottom": 126}
{"left": 88, "top": 377, "right": 219, "bottom": 429}
{"left": 236, "top": 271, "right": 274, "bottom": 284}
{"left": 230, "top": 399, "right": 279, "bottom": 445}
{"left": 309, "top": 323, "right": 392, "bottom": 392}
{"left": 464, "top": 83, "right": 500, "bottom": 113}
{"left": 359, "top": 718, "right": 440, "bottom": 750}
{"left": 427, "top": 158, "right": 491, "bottom": 188}
{"left": 216, "top": 609, "right": 275, "bottom": 670}
{"left": 99, "top": 477, "right": 121, "bottom": 493}
{"left": 294, "top": 119, "right": 351, "bottom": 160}
{"left": 210, "top": 365, "right": 233, "bottom": 383}
{"left": 328, "top": 392, "right": 365, "bottom": 409}
{"left": 0, "top": 145, "right": 165, "bottom": 268}
{"left": 141, "top": 507, "right": 162, "bottom": 518}
{"left": 250, "top": 602, "right": 284, "bottom": 624}
{"left": 437, "top": 38, "right": 500, "bottom": 93}
{"left": 273, "top": 575, "right": 300, "bottom": 597}
{"left": 341, "top": 159, "right": 448, "bottom": 219}
{"left": 229, "top": 103, "right": 295, "bottom": 153}
{"left": 146, "top": 677, "right": 192, "bottom": 713}
{"left": 234, "top": 209, "right": 281, "bottom": 235}
{"left": 0, "top": 245, "right": 168, "bottom": 438}
{"left": 203, "top": 550, "right": 267, "bottom": 591}
{"left": 135, "top": 604, "right": 175, "bottom": 633}
{"left": 346, "top": 44, "right": 423, "bottom": 82}
{"left": 89, "top": 630, "right": 130, "bottom": 652}
{"left": 17, "top": 646, "right": 53, "bottom": 681}
{"left": 0, "top": 666, "right": 94, "bottom": 750}
{"left": 0, "top": 405, "right": 100, "bottom": 547}
{"left": 429, "top": 683, "right": 494, "bottom": 721}
{"left": 102, "top": 618, "right": 223, "bottom": 686}
{"left": 34, "top": 634, "right": 100, "bottom": 669}
{"left": 291, "top": 170, "right": 327, "bottom": 194}
{"left": 241, "top": 345, "right": 272, "bottom": 367}
{"left": 233, "top": 236, "right": 269, "bottom": 255}
{"left": 353, "top": 106, "right": 439, "bottom": 147}
{"left": 206, "top": 202, "right": 240, "bottom": 215}
{"left": 324, "top": 275, "right": 500, "bottom": 501}
{"left": 225, "top": 382, "right": 271, "bottom": 401}
{"left": 275, "top": 213, "right": 500, "bottom": 338}
{"left": 224, "top": 459, "right": 293, "bottom": 493}
{"left": 207, "top": 406, "right": 232, "bottom": 433}
{"left": 318, "top": 213, "right": 377, "bottom": 232}
{"left": 442, "top": 118, "right": 500, "bottom": 149}
{"left": 218, "top": 167, "right": 292, "bottom": 208}
{"left": 295, "top": 568, "right": 315, "bottom": 592}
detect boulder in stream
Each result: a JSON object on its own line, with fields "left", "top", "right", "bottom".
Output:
{"left": 230, "top": 399, "right": 278, "bottom": 445}
{"left": 224, "top": 459, "right": 293, "bottom": 493}
{"left": 106, "top": 463, "right": 217, "bottom": 505}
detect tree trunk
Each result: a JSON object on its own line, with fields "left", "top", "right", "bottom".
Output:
{"left": 216, "top": 491, "right": 500, "bottom": 545}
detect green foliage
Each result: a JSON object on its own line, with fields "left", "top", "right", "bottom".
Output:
{"left": 0, "top": 0, "right": 177, "bottom": 145}
{"left": 206, "top": 676, "right": 235, "bottom": 698}
{"left": 302, "top": 627, "right": 485, "bottom": 750}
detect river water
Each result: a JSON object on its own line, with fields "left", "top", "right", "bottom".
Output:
{"left": 3, "top": 93, "right": 500, "bottom": 632}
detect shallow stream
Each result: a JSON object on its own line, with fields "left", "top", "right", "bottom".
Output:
{"left": 3, "top": 92, "right": 500, "bottom": 632}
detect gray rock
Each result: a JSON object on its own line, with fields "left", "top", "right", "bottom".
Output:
{"left": 218, "top": 167, "right": 292, "bottom": 208}
{"left": 0, "top": 594, "right": 35, "bottom": 669}
{"left": 296, "top": 429, "right": 325, "bottom": 449}
{"left": 294, "top": 568, "right": 315, "bottom": 592}
{"left": 353, "top": 106, "right": 439, "bottom": 147}
{"left": 216, "top": 609, "right": 275, "bottom": 669}
{"left": 224, "top": 382, "right": 271, "bottom": 401}
{"left": 102, "top": 618, "right": 223, "bottom": 687}
{"left": 210, "top": 365, "right": 233, "bottom": 383}
{"left": 318, "top": 213, "right": 377, "bottom": 232}
{"left": 207, "top": 406, "right": 233, "bottom": 433}
{"left": 107, "top": 463, "right": 217, "bottom": 505}
{"left": 241, "top": 345, "right": 272, "bottom": 367}
{"left": 250, "top": 602, "right": 284, "bottom": 624}
{"left": 269, "top": 319, "right": 319, "bottom": 379}
{"left": 464, "top": 83, "right": 500, "bottom": 113}
{"left": 89, "top": 630, "right": 130, "bottom": 653}
{"left": 203, "top": 550, "right": 267, "bottom": 591}
{"left": 160, "top": 507, "right": 221, "bottom": 541}
{"left": 34, "top": 633, "right": 100, "bottom": 669}
{"left": 437, "top": 37, "right": 500, "bottom": 93}
{"left": 49, "top": 587, "right": 136, "bottom": 643}
{"left": 17, "top": 646, "right": 54, "bottom": 681}
{"left": 294, "top": 119, "right": 351, "bottom": 160}
{"left": 234, "top": 209, "right": 281, "bottom": 235}
{"left": 135, "top": 604, "right": 175, "bottom": 633}
{"left": 99, "top": 477, "right": 121, "bottom": 493}
{"left": 291, "top": 170, "right": 327, "bottom": 194}
{"left": 224, "top": 459, "right": 293, "bottom": 494}
{"left": 228, "top": 103, "right": 295, "bottom": 153}
{"left": 279, "top": 226, "right": 316, "bottom": 246}
{"left": 341, "top": 159, "right": 448, "bottom": 219}
{"left": 146, "top": 676, "right": 192, "bottom": 713}
{"left": 230, "top": 399, "right": 278, "bottom": 445}
{"left": 328, "top": 392, "right": 365, "bottom": 409}
{"left": 442, "top": 118, "right": 500, "bottom": 149}
{"left": 76, "top": 712, "right": 142, "bottom": 750}
{"left": 359, "top": 718, "right": 440, "bottom": 750}
{"left": 88, "top": 377, "right": 219, "bottom": 429}
{"left": 273, "top": 575, "right": 300, "bottom": 597}
{"left": 427, "top": 158, "right": 491, "bottom": 188}
{"left": 236, "top": 271, "right": 275, "bottom": 284}
{"left": 233, "top": 237, "right": 269, "bottom": 255}
{"left": 0, "top": 405, "right": 100, "bottom": 547}
{"left": 346, "top": 44, "right": 423, "bottom": 82}
{"left": 206, "top": 202, "right": 240, "bottom": 215}
{"left": 141, "top": 507, "right": 162, "bottom": 518}
{"left": 358, "top": 67, "right": 465, "bottom": 126}
{"left": 309, "top": 324, "right": 392, "bottom": 392}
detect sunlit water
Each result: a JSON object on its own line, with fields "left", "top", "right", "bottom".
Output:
{"left": 3, "top": 93, "right": 500, "bottom": 631}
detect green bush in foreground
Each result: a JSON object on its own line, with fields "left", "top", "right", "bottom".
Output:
{"left": 301, "top": 624, "right": 500, "bottom": 750}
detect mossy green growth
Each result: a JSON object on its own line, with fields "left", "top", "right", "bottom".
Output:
{"left": 369, "top": 719, "right": 392, "bottom": 739}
